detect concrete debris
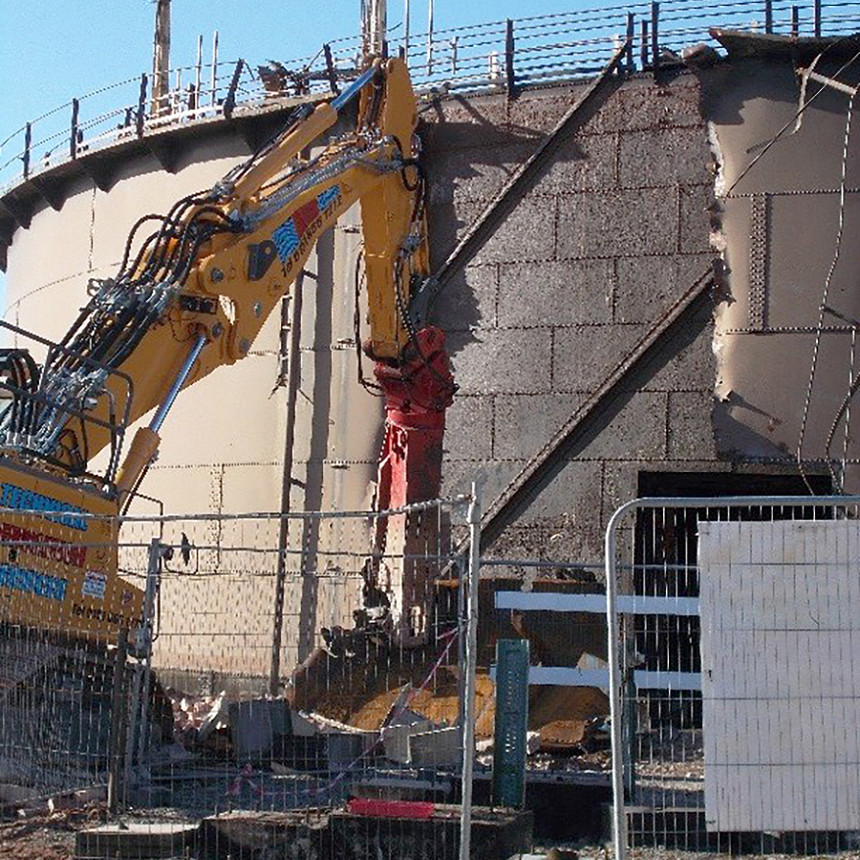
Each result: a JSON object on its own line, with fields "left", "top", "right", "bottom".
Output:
{"left": 228, "top": 698, "right": 290, "bottom": 763}
{"left": 382, "top": 718, "right": 438, "bottom": 763}
{"left": 409, "top": 726, "right": 461, "bottom": 768}
{"left": 199, "top": 805, "right": 533, "bottom": 860}
{"left": 75, "top": 820, "right": 197, "bottom": 859}
{"left": 167, "top": 687, "right": 228, "bottom": 746}
{"left": 196, "top": 691, "right": 230, "bottom": 743}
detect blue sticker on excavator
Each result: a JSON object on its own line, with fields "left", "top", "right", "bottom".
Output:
{"left": 272, "top": 185, "right": 341, "bottom": 263}
{"left": 0, "top": 563, "right": 68, "bottom": 601}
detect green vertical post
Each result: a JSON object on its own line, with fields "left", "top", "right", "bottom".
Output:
{"left": 491, "top": 638, "right": 529, "bottom": 808}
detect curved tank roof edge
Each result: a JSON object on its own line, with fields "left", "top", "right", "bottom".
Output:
{"left": 0, "top": 68, "right": 628, "bottom": 272}
{"left": 0, "top": 93, "right": 325, "bottom": 271}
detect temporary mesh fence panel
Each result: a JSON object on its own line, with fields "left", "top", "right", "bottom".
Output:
{"left": 605, "top": 495, "right": 860, "bottom": 858}
{"left": 0, "top": 497, "right": 501, "bottom": 860}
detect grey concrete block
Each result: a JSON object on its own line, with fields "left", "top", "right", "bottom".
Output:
{"left": 678, "top": 182, "right": 714, "bottom": 254}
{"left": 489, "top": 520, "right": 605, "bottom": 565}
{"left": 498, "top": 258, "right": 614, "bottom": 327}
{"left": 619, "top": 126, "right": 711, "bottom": 187}
{"left": 515, "top": 459, "right": 605, "bottom": 540}
{"left": 432, "top": 264, "right": 497, "bottom": 333}
{"left": 645, "top": 324, "right": 716, "bottom": 391}
{"left": 441, "top": 458, "right": 523, "bottom": 504}
{"left": 427, "top": 198, "right": 485, "bottom": 269}
{"left": 556, "top": 189, "right": 678, "bottom": 259}
{"left": 494, "top": 392, "right": 587, "bottom": 460}
{"left": 420, "top": 95, "right": 513, "bottom": 148}
{"left": 583, "top": 77, "right": 703, "bottom": 134}
{"left": 444, "top": 395, "right": 494, "bottom": 460}
{"left": 552, "top": 323, "right": 645, "bottom": 392}
{"left": 615, "top": 253, "right": 714, "bottom": 325}
{"left": 425, "top": 140, "right": 537, "bottom": 205}
{"left": 667, "top": 391, "right": 718, "bottom": 459}
{"left": 601, "top": 460, "right": 641, "bottom": 516}
{"left": 572, "top": 391, "right": 668, "bottom": 460}
{"left": 473, "top": 196, "right": 558, "bottom": 265}
{"left": 529, "top": 132, "right": 618, "bottom": 194}
{"left": 448, "top": 328, "right": 553, "bottom": 394}
{"left": 506, "top": 85, "right": 587, "bottom": 135}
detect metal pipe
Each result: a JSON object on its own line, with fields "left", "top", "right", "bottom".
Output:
{"left": 651, "top": 1, "right": 659, "bottom": 75}
{"left": 70, "top": 99, "right": 79, "bottom": 160}
{"left": 149, "top": 332, "right": 206, "bottom": 432}
{"left": 195, "top": 34, "right": 203, "bottom": 111}
{"left": 458, "top": 484, "right": 480, "bottom": 860}
{"left": 210, "top": 31, "right": 219, "bottom": 106}
{"left": 605, "top": 502, "right": 628, "bottom": 860}
{"left": 331, "top": 65, "right": 378, "bottom": 111}
{"left": 404, "top": 0, "right": 410, "bottom": 61}
{"left": 799, "top": 65, "right": 860, "bottom": 96}
{"left": 426, "top": 0, "right": 434, "bottom": 75}
{"left": 813, "top": 0, "right": 821, "bottom": 37}
{"left": 791, "top": 5, "right": 800, "bottom": 36}
{"left": 269, "top": 275, "right": 304, "bottom": 696}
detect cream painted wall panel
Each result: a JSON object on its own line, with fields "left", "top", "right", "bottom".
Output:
{"left": 147, "top": 354, "right": 284, "bottom": 470}
{"left": 89, "top": 140, "right": 246, "bottom": 272}
{"left": 699, "top": 520, "right": 860, "bottom": 832}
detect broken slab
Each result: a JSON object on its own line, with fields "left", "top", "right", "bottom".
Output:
{"left": 199, "top": 810, "right": 329, "bottom": 860}
{"left": 409, "top": 726, "right": 461, "bottom": 768}
{"left": 199, "top": 805, "right": 531, "bottom": 860}
{"left": 329, "top": 804, "right": 533, "bottom": 860}
{"left": 75, "top": 821, "right": 198, "bottom": 859}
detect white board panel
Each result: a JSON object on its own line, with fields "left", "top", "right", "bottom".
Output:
{"left": 699, "top": 520, "right": 860, "bottom": 832}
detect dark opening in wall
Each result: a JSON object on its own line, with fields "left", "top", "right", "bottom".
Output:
{"left": 630, "top": 471, "right": 833, "bottom": 736}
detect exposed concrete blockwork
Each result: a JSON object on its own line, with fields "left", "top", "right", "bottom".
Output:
{"left": 2, "top": 68, "right": 729, "bottom": 680}
{"left": 423, "top": 71, "right": 719, "bottom": 564}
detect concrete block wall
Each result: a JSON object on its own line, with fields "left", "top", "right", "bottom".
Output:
{"left": 423, "top": 72, "right": 718, "bottom": 563}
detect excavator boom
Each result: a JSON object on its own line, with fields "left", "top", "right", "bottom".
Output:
{"left": 0, "top": 57, "right": 453, "bottom": 649}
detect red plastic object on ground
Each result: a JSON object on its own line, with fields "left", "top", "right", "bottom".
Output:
{"left": 347, "top": 798, "right": 437, "bottom": 819}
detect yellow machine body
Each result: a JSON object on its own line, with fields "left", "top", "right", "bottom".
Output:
{"left": 0, "top": 459, "right": 142, "bottom": 645}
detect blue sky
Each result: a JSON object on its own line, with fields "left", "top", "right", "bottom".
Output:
{"left": 0, "top": 0, "right": 582, "bottom": 140}
{"left": 0, "top": 0, "right": 586, "bottom": 296}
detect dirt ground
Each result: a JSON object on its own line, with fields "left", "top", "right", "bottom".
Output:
{"left": 0, "top": 810, "right": 85, "bottom": 860}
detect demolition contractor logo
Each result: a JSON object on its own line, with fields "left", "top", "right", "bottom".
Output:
{"left": 272, "top": 185, "right": 342, "bottom": 273}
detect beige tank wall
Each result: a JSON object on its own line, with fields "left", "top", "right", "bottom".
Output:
{"left": 3, "top": 127, "right": 382, "bottom": 682}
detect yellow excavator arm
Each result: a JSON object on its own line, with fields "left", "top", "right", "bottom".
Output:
{"left": 0, "top": 56, "right": 451, "bottom": 645}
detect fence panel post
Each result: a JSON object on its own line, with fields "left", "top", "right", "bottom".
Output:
{"left": 136, "top": 74, "right": 148, "bottom": 137}
{"left": 765, "top": 0, "right": 773, "bottom": 32}
{"left": 107, "top": 628, "right": 129, "bottom": 814}
{"left": 626, "top": 13, "right": 635, "bottom": 74}
{"left": 70, "top": 99, "right": 79, "bottom": 160}
{"left": 813, "top": 0, "right": 822, "bottom": 36}
{"left": 791, "top": 5, "right": 800, "bottom": 35}
{"left": 606, "top": 503, "right": 630, "bottom": 860}
{"left": 459, "top": 485, "right": 481, "bottom": 860}
{"left": 22, "top": 122, "right": 31, "bottom": 179}
{"left": 651, "top": 2, "right": 660, "bottom": 76}
{"left": 505, "top": 19, "right": 516, "bottom": 97}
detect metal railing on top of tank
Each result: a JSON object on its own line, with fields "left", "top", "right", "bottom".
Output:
{"left": 0, "top": 0, "right": 857, "bottom": 196}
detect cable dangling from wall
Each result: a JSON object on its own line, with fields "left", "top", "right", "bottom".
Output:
{"left": 797, "top": 82, "right": 858, "bottom": 493}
